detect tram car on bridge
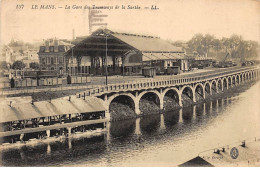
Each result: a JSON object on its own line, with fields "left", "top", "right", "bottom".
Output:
{"left": 142, "top": 65, "right": 180, "bottom": 77}
{"left": 142, "top": 67, "right": 157, "bottom": 77}
{"left": 165, "top": 66, "right": 180, "bottom": 75}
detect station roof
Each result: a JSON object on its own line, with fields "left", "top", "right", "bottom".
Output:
{"left": 110, "top": 31, "right": 183, "bottom": 53}
{"left": 142, "top": 52, "right": 185, "bottom": 61}
{"left": 0, "top": 96, "right": 106, "bottom": 123}
{"left": 66, "top": 29, "right": 184, "bottom": 59}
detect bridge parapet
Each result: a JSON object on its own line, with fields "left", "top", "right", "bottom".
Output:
{"left": 81, "top": 66, "right": 259, "bottom": 98}
{"left": 1, "top": 66, "right": 259, "bottom": 97}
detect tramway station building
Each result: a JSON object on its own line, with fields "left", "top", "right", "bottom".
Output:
{"left": 65, "top": 29, "right": 189, "bottom": 76}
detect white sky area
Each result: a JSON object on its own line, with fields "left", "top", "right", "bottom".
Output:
{"left": 0, "top": 0, "right": 259, "bottom": 44}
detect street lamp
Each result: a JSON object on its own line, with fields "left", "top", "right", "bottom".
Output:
{"left": 105, "top": 34, "right": 108, "bottom": 85}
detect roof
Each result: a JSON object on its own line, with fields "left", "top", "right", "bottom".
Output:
{"left": 178, "top": 156, "right": 214, "bottom": 167}
{"left": 142, "top": 52, "right": 185, "bottom": 61}
{"left": 41, "top": 40, "right": 73, "bottom": 47}
{"left": 0, "top": 96, "right": 106, "bottom": 123}
{"left": 110, "top": 31, "right": 183, "bottom": 53}
{"left": 59, "top": 41, "right": 74, "bottom": 46}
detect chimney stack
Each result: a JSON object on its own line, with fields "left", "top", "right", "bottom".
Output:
{"left": 45, "top": 40, "right": 50, "bottom": 52}
{"left": 72, "top": 29, "right": 75, "bottom": 40}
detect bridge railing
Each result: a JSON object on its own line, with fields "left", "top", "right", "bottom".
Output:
{"left": 1, "top": 66, "right": 258, "bottom": 96}
{"left": 83, "top": 66, "right": 259, "bottom": 97}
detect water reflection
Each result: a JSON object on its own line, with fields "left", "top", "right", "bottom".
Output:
{"left": 105, "top": 122, "right": 111, "bottom": 142}
{"left": 182, "top": 106, "right": 193, "bottom": 123}
{"left": 140, "top": 114, "right": 160, "bottom": 135}
{"left": 179, "top": 109, "right": 183, "bottom": 123}
{"left": 110, "top": 119, "right": 135, "bottom": 138}
{"left": 164, "top": 110, "right": 180, "bottom": 127}
{"left": 193, "top": 105, "right": 196, "bottom": 120}
{"left": 203, "top": 103, "right": 206, "bottom": 115}
{"left": 47, "top": 143, "right": 51, "bottom": 154}
{"left": 160, "top": 114, "right": 166, "bottom": 130}
{"left": 210, "top": 101, "right": 213, "bottom": 114}
{"left": 135, "top": 118, "right": 141, "bottom": 136}
{"left": 68, "top": 139, "right": 72, "bottom": 149}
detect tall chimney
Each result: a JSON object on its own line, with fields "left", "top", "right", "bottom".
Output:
{"left": 72, "top": 29, "right": 75, "bottom": 40}
{"left": 45, "top": 40, "right": 50, "bottom": 52}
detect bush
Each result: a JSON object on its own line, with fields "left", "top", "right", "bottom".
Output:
{"left": 11, "top": 60, "right": 25, "bottom": 70}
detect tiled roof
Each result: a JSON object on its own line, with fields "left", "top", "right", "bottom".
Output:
{"left": 109, "top": 30, "right": 183, "bottom": 53}
{"left": 0, "top": 96, "right": 106, "bottom": 123}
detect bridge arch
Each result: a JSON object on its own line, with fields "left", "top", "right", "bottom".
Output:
{"left": 180, "top": 85, "right": 195, "bottom": 105}
{"left": 239, "top": 74, "right": 243, "bottom": 84}
{"left": 211, "top": 80, "right": 218, "bottom": 93}
{"left": 227, "top": 76, "right": 232, "bottom": 88}
{"left": 246, "top": 72, "right": 249, "bottom": 81}
{"left": 235, "top": 74, "right": 240, "bottom": 85}
{"left": 223, "top": 77, "right": 228, "bottom": 90}
{"left": 249, "top": 71, "right": 253, "bottom": 80}
{"left": 107, "top": 93, "right": 140, "bottom": 116}
{"left": 217, "top": 79, "right": 223, "bottom": 92}
{"left": 194, "top": 83, "right": 205, "bottom": 100}
{"left": 253, "top": 71, "right": 256, "bottom": 79}
{"left": 162, "top": 87, "right": 182, "bottom": 108}
{"left": 204, "top": 81, "right": 211, "bottom": 97}
{"left": 137, "top": 90, "right": 163, "bottom": 113}
{"left": 232, "top": 75, "right": 236, "bottom": 86}
{"left": 242, "top": 72, "right": 246, "bottom": 82}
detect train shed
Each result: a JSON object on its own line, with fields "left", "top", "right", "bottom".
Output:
{"left": 65, "top": 28, "right": 188, "bottom": 76}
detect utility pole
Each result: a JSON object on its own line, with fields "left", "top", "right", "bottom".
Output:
{"left": 71, "top": 47, "right": 73, "bottom": 75}
{"left": 105, "top": 35, "right": 108, "bottom": 85}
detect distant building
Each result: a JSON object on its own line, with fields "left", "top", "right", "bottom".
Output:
{"left": 38, "top": 39, "right": 73, "bottom": 74}
{"left": 2, "top": 44, "right": 39, "bottom": 65}
{"left": 3, "top": 46, "right": 20, "bottom": 63}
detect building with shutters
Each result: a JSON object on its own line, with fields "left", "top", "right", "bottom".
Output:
{"left": 38, "top": 39, "right": 74, "bottom": 74}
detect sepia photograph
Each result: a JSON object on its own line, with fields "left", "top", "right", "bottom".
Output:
{"left": 0, "top": 0, "right": 259, "bottom": 167}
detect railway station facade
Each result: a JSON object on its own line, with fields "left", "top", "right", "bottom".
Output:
{"left": 65, "top": 29, "right": 189, "bottom": 76}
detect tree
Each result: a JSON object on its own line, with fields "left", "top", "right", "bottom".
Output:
{"left": 212, "top": 38, "right": 222, "bottom": 52}
{"left": 0, "top": 61, "right": 9, "bottom": 70}
{"left": 187, "top": 33, "right": 205, "bottom": 56}
{"left": 29, "top": 62, "right": 39, "bottom": 70}
{"left": 11, "top": 60, "right": 26, "bottom": 70}
{"left": 202, "top": 34, "right": 215, "bottom": 54}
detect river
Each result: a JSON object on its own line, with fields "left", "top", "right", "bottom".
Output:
{"left": 1, "top": 81, "right": 259, "bottom": 166}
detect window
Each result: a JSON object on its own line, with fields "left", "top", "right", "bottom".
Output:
{"left": 41, "top": 57, "right": 46, "bottom": 64}
{"left": 59, "top": 57, "right": 63, "bottom": 64}
{"left": 51, "top": 57, "right": 54, "bottom": 64}
{"left": 50, "top": 46, "right": 54, "bottom": 52}
{"left": 51, "top": 67, "right": 55, "bottom": 70}
{"left": 39, "top": 46, "right": 45, "bottom": 52}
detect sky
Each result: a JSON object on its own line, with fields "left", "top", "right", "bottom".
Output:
{"left": 0, "top": 0, "right": 259, "bottom": 44}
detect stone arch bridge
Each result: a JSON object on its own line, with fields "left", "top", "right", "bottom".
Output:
{"left": 76, "top": 66, "right": 260, "bottom": 120}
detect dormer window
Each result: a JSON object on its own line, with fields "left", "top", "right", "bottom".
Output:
{"left": 50, "top": 46, "right": 54, "bottom": 52}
